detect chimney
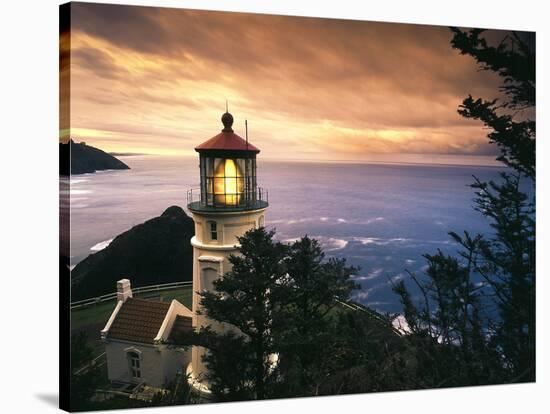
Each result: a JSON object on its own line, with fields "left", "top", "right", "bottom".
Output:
{"left": 117, "top": 279, "right": 133, "bottom": 302}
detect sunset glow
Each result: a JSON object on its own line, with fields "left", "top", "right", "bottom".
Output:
{"left": 61, "top": 4, "right": 510, "bottom": 164}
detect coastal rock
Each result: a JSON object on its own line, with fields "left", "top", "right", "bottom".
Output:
{"left": 71, "top": 206, "right": 194, "bottom": 301}
{"left": 59, "top": 140, "right": 130, "bottom": 175}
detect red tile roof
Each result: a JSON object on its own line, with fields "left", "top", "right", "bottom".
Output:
{"left": 107, "top": 298, "right": 170, "bottom": 344}
{"left": 195, "top": 131, "right": 260, "bottom": 153}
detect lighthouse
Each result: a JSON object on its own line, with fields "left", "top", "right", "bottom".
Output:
{"left": 186, "top": 110, "right": 269, "bottom": 388}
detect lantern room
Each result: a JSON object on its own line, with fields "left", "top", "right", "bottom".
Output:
{"left": 187, "top": 111, "right": 269, "bottom": 212}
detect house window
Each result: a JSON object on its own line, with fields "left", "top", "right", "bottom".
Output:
{"left": 258, "top": 215, "right": 265, "bottom": 228}
{"left": 128, "top": 351, "right": 141, "bottom": 379}
{"left": 210, "top": 221, "right": 218, "bottom": 240}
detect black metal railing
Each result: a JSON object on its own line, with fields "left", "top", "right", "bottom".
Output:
{"left": 187, "top": 187, "right": 269, "bottom": 212}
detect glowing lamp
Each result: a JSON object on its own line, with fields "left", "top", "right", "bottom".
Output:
{"left": 213, "top": 158, "right": 244, "bottom": 205}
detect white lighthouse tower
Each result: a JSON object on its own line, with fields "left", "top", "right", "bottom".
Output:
{"left": 186, "top": 110, "right": 269, "bottom": 388}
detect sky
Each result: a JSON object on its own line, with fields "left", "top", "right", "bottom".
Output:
{"left": 60, "top": 3, "right": 511, "bottom": 164}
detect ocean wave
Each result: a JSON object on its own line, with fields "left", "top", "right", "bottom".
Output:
{"left": 425, "top": 239, "right": 454, "bottom": 245}
{"left": 90, "top": 239, "right": 113, "bottom": 252}
{"left": 70, "top": 179, "right": 89, "bottom": 185}
{"left": 352, "top": 237, "right": 378, "bottom": 245}
{"left": 271, "top": 216, "right": 384, "bottom": 226}
{"left": 352, "top": 288, "right": 375, "bottom": 301}
{"left": 351, "top": 236, "right": 410, "bottom": 246}
{"left": 92, "top": 169, "right": 123, "bottom": 174}
{"left": 269, "top": 219, "right": 287, "bottom": 224}
{"left": 359, "top": 216, "right": 385, "bottom": 225}
{"left": 388, "top": 273, "right": 405, "bottom": 284}
{"left": 316, "top": 236, "right": 348, "bottom": 251}
{"left": 353, "top": 268, "right": 384, "bottom": 281}
{"left": 332, "top": 216, "right": 384, "bottom": 225}
{"left": 287, "top": 218, "right": 312, "bottom": 225}
{"left": 282, "top": 235, "right": 348, "bottom": 251}
{"left": 271, "top": 218, "right": 316, "bottom": 225}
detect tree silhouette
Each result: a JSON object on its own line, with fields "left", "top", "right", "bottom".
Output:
{"left": 393, "top": 28, "right": 535, "bottom": 386}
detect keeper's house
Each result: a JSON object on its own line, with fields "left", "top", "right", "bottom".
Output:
{"left": 100, "top": 279, "right": 193, "bottom": 388}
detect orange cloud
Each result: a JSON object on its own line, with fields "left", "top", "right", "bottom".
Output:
{"left": 63, "top": 3, "right": 519, "bottom": 163}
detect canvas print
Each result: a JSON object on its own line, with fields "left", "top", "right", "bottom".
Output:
{"left": 59, "top": 2, "right": 536, "bottom": 411}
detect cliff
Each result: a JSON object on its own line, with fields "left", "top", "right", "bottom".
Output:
{"left": 71, "top": 206, "right": 194, "bottom": 301}
{"left": 59, "top": 140, "right": 130, "bottom": 175}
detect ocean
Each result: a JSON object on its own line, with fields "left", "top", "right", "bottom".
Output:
{"left": 69, "top": 155, "right": 507, "bottom": 314}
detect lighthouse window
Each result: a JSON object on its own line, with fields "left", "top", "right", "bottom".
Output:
{"left": 210, "top": 221, "right": 218, "bottom": 240}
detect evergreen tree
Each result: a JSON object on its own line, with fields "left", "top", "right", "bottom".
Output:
{"left": 273, "top": 236, "right": 358, "bottom": 396}
{"left": 393, "top": 28, "right": 535, "bottom": 385}
{"left": 175, "top": 229, "right": 360, "bottom": 400}
{"left": 183, "top": 228, "right": 288, "bottom": 400}
{"left": 392, "top": 243, "right": 505, "bottom": 387}
{"left": 316, "top": 310, "right": 413, "bottom": 394}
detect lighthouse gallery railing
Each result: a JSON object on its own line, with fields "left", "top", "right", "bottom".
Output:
{"left": 187, "top": 186, "right": 269, "bottom": 212}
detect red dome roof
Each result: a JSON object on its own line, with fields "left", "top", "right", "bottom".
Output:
{"left": 195, "top": 112, "right": 260, "bottom": 153}
{"left": 195, "top": 131, "right": 259, "bottom": 153}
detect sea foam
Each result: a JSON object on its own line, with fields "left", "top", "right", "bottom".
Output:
{"left": 90, "top": 239, "right": 113, "bottom": 252}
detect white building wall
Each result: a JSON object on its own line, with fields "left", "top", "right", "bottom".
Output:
{"left": 160, "top": 346, "right": 191, "bottom": 385}
{"left": 105, "top": 340, "right": 190, "bottom": 388}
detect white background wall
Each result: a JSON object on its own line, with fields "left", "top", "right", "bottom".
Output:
{"left": 0, "top": 0, "right": 548, "bottom": 413}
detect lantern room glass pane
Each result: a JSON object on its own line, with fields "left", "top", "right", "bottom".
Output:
{"left": 206, "top": 157, "right": 214, "bottom": 176}
{"left": 199, "top": 154, "right": 257, "bottom": 208}
{"left": 237, "top": 158, "right": 245, "bottom": 175}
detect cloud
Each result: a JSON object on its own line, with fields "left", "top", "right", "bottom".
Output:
{"left": 72, "top": 47, "right": 130, "bottom": 79}
{"left": 64, "top": 3, "right": 516, "bottom": 161}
